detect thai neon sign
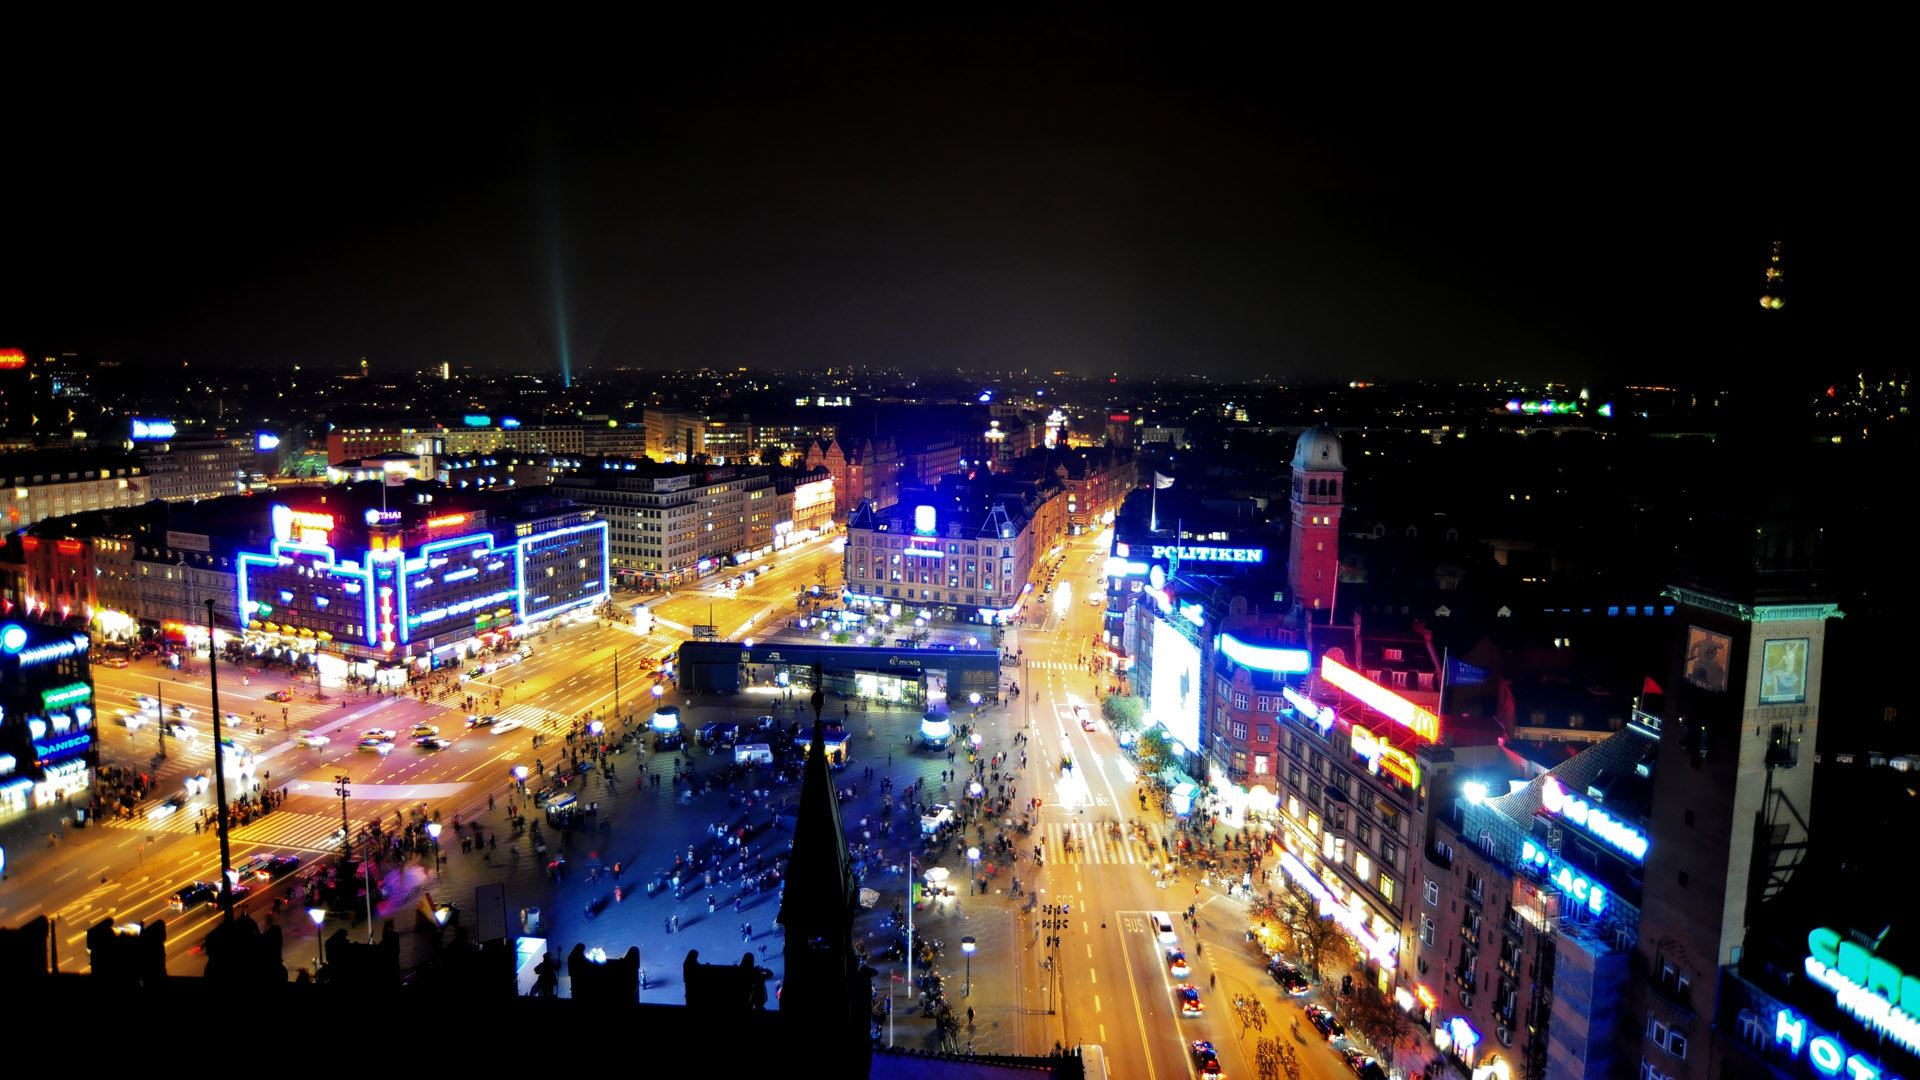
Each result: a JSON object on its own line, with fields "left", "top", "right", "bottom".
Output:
{"left": 1519, "top": 839, "right": 1606, "bottom": 916}
{"left": 1541, "top": 776, "right": 1648, "bottom": 861}
{"left": 1283, "top": 687, "right": 1333, "bottom": 732}
{"left": 1219, "top": 633, "right": 1311, "bottom": 674}
{"left": 1149, "top": 544, "right": 1265, "bottom": 563}
{"left": 1320, "top": 656, "right": 1438, "bottom": 742}
{"left": 1349, "top": 723, "right": 1419, "bottom": 786}
{"left": 1806, "top": 927, "right": 1920, "bottom": 1056}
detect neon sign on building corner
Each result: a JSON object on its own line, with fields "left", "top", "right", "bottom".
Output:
{"left": 1541, "top": 777, "right": 1649, "bottom": 861}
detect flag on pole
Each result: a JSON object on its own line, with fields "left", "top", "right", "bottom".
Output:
{"left": 1642, "top": 676, "right": 1664, "bottom": 695}
{"left": 1153, "top": 472, "right": 1176, "bottom": 489}
{"left": 1446, "top": 659, "right": 1490, "bottom": 686}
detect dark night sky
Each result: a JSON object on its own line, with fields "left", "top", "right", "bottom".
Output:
{"left": 1, "top": 17, "right": 1893, "bottom": 385}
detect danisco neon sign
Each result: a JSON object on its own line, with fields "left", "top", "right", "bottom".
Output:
{"left": 1541, "top": 777, "right": 1649, "bottom": 861}
{"left": 1805, "top": 927, "right": 1920, "bottom": 1057}
{"left": 1320, "top": 656, "right": 1438, "bottom": 742}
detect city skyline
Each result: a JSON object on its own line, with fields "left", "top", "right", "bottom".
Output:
{"left": 2, "top": 18, "right": 1888, "bottom": 387}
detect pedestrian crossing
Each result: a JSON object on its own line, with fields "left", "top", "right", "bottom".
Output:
{"left": 103, "top": 809, "right": 349, "bottom": 853}
{"left": 1042, "top": 821, "right": 1151, "bottom": 865}
{"left": 1027, "top": 661, "right": 1083, "bottom": 671}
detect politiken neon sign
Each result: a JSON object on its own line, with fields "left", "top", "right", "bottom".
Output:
{"left": 1320, "top": 656, "right": 1439, "bottom": 742}
{"left": 1806, "top": 927, "right": 1920, "bottom": 1057}
{"left": 1541, "top": 776, "right": 1648, "bottom": 861}
{"left": 1150, "top": 544, "right": 1265, "bottom": 563}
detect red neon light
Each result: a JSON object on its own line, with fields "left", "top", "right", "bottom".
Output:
{"left": 1320, "top": 655, "right": 1439, "bottom": 742}
{"left": 0, "top": 348, "right": 26, "bottom": 370}
{"left": 57, "top": 540, "right": 84, "bottom": 556}
{"left": 426, "top": 513, "right": 470, "bottom": 528}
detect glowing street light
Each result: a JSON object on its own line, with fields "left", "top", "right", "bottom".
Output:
{"left": 651, "top": 684, "right": 664, "bottom": 700}
{"left": 967, "top": 846, "right": 981, "bottom": 891}
{"left": 427, "top": 821, "right": 443, "bottom": 868}
{"left": 968, "top": 692, "right": 981, "bottom": 707}
{"left": 961, "top": 935, "right": 978, "bottom": 996}
{"left": 307, "top": 908, "right": 326, "bottom": 969}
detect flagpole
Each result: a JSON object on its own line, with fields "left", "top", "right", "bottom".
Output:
{"left": 1438, "top": 647, "right": 1450, "bottom": 723}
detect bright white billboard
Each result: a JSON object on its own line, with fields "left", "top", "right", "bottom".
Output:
{"left": 1151, "top": 618, "right": 1202, "bottom": 753}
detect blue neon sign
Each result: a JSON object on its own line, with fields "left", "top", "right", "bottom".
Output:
{"left": 1520, "top": 839, "right": 1607, "bottom": 915}
{"left": 130, "top": 418, "right": 177, "bottom": 440}
{"left": 1775, "top": 1007, "right": 1893, "bottom": 1080}
{"left": 1542, "top": 776, "right": 1649, "bottom": 861}
{"left": 33, "top": 731, "right": 93, "bottom": 763}
{"left": 1220, "top": 634, "right": 1311, "bottom": 674}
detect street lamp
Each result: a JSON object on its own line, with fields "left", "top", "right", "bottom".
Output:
{"left": 967, "top": 846, "right": 980, "bottom": 892}
{"left": 307, "top": 908, "right": 326, "bottom": 970}
{"left": 651, "top": 684, "right": 663, "bottom": 700}
{"left": 968, "top": 692, "right": 981, "bottom": 707}
{"left": 427, "top": 821, "right": 442, "bottom": 868}
{"left": 961, "top": 935, "right": 977, "bottom": 997}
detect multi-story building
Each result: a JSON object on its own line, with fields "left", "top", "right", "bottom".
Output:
{"left": 0, "top": 619, "right": 98, "bottom": 818}
{"left": 553, "top": 459, "right": 782, "bottom": 585}
{"left": 1055, "top": 447, "right": 1134, "bottom": 535}
{"left": 580, "top": 421, "right": 649, "bottom": 459}
{"left": 134, "top": 434, "right": 254, "bottom": 503}
{"left": 326, "top": 422, "right": 587, "bottom": 464}
{"left": 898, "top": 436, "right": 965, "bottom": 488}
{"left": 0, "top": 449, "right": 148, "bottom": 532}
{"left": 783, "top": 467, "right": 836, "bottom": 545}
{"left": 15, "top": 513, "right": 147, "bottom": 641}
{"left": 806, "top": 437, "right": 899, "bottom": 522}
{"left": 842, "top": 485, "right": 1041, "bottom": 625}
{"left": 1290, "top": 425, "right": 1345, "bottom": 616}
{"left": 231, "top": 486, "right": 607, "bottom": 679}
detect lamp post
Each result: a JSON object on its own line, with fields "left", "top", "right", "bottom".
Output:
{"left": 967, "top": 846, "right": 980, "bottom": 893}
{"left": 307, "top": 908, "right": 325, "bottom": 970}
{"left": 427, "top": 821, "right": 442, "bottom": 869}
{"left": 333, "top": 775, "right": 351, "bottom": 855}
{"left": 961, "top": 935, "right": 977, "bottom": 997}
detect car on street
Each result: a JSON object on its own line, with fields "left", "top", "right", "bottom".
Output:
{"left": 1166, "top": 948, "right": 1190, "bottom": 977}
{"left": 492, "top": 719, "right": 523, "bottom": 735}
{"left": 233, "top": 854, "right": 273, "bottom": 881}
{"left": 223, "top": 712, "right": 246, "bottom": 727}
{"left": 136, "top": 695, "right": 160, "bottom": 713}
{"left": 170, "top": 881, "right": 218, "bottom": 910}
{"left": 1074, "top": 705, "right": 1096, "bottom": 731}
{"left": 101, "top": 656, "right": 130, "bottom": 668}
{"left": 258, "top": 855, "right": 303, "bottom": 881}
{"left": 1270, "top": 959, "right": 1310, "bottom": 996}
{"left": 149, "top": 794, "right": 188, "bottom": 820}
{"left": 1088, "top": 594, "right": 1102, "bottom": 606}
{"left": 357, "top": 737, "right": 393, "bottom": 755}
{"left": 167, "top": 722, "right": 197, "bottom": 741}
{"left": 1151, "top": 911, "right": 1178, "bottom": 943}
{"left": 184, "top": 772, "right": 211, "bottom": 795}
{"left": 1192, "top": 1041, "right": 1225, "bottom": 1077}
{"left": 411, "top": 723, "right": 440, "bottom": 737}
{"left": 296, "top": 730, "right": 330, "bottom": 747}
{"left": 118, "top": 710, "right": 148, "bottom": 730}
{"left": 1341, "top": 1047, "right": 1387, "bottom": 1080}
{"left": 266, "top": 688, "right": 294, "bottom": 702}
{"left": 467, "top": 714, "right": 495, "bottom": 727}
{"left": 1305, "top": 1004, "right": 1345, "bottom": 1042}
{"left": 362, "top": 728, "right": 397, "bottom": 742}
{"left": 414, "top": 736, "right": 451, "bottom": 750}
{"left": 920, "top": 804, "right": 955, "bottom": 834}
{"left": 1175, "top": 984, "right": 1205, "bottom": 1018}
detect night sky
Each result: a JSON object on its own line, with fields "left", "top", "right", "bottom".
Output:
{"left": 2, "top": 19, "right": 1890, "bottom": 384}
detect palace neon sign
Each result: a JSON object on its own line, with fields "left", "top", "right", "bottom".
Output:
{"left": 1349, "top": 723, "right": 1419, "bottom": 786}
{"left": 1541, "top": 777, "right": 1648, "bottom": 861}
{"left": 1775, "top": 1008, "right": 1894, "bottom": 1080}
{"left": 1320, "top": 656, "right": 1439, "bottom": 742}
{"left": 1806, "top": 927, "right": 1920, "bottom": 1056}
{"left": 1519, "top": 839, "right": 1607, "bottom": 916}
{"left": 1219, "top": 633, "right": 1311, "bottom": 673}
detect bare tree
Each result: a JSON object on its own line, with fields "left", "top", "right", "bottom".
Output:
{"left": 1346, "top": 982, "right": 1419, "bottom": 1074}
{"left": 1273, "top": 877, "right": 1356, "bottom": 985}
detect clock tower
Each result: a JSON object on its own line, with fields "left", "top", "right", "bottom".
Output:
{"left": 1288, "top": 424, "right": 1344, "bottom": 617}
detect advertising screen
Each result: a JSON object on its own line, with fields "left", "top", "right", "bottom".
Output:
{"left": 1684, "top": 626, "right": 1732, "bottom": 693}
{"left": 1150, "top": 618, "right": 1202, "bottom": 753}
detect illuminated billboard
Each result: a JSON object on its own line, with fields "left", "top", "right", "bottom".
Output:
{"left": 1319, "top": 656, "right": 1438, "bottom": 742}
{"left": 793, "top": 477, "right": 834, "bottom": 514}
{"left": 1150, "top": 618, "right": 1202, "bottom": 752}
{"left": 255, "top": 432, "right": 281, "bottom": 451}
{"left": 130, "top": 418, "right": 177, "bottom": 440}
{"left": 1218, "top": 633, "right": 1310, "bottom": 674}
{"left": 0, "top": 347, "right": 27, "bottom": 370}
{"left": 1684, "top": 626, "right": 1731, "bottom": 693}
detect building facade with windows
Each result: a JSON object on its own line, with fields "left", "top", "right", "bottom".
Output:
{"left": 0, "top": 620, "right": 97, "bottom": 819}
{"left": 842, "top": 493, "right": 1036, "bottom": 625}
{"left": 1, "top": 449, "right": 148, "bottom": 532}
{"left": 134, "top": 435, "right": 254, "bottom": 503}
{"left": 553, "top": 459, "right": 781, "bottom": 585}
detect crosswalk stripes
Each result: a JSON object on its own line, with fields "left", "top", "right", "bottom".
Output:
{"left": 103, "top": 809, "right": 349, "bottom": 853}
{"left": 1027, "top": 661, "right": 1081, "bottom": 671}
{"left": 1043, "top": 821, "right": 1146, "bottom": 865}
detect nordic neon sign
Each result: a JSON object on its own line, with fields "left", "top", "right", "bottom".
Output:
{"left": 1320, "top": 656, "right": 1438, "bottom": 742}
{"left": 1219, "top": 633, "right": 1310, "bottom": 674}
{"left": 1774, "top": 1007, "right": 1896, "bottom": 1080}
{"left": 1806, "top": 927, "right": 1920, "bottom": 1057}
{"left": 1541, "top": 776, "right": 1649, "bottom": 861}
{"left": 1519, "top": 839, "right": 1607, "bottom": 916}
